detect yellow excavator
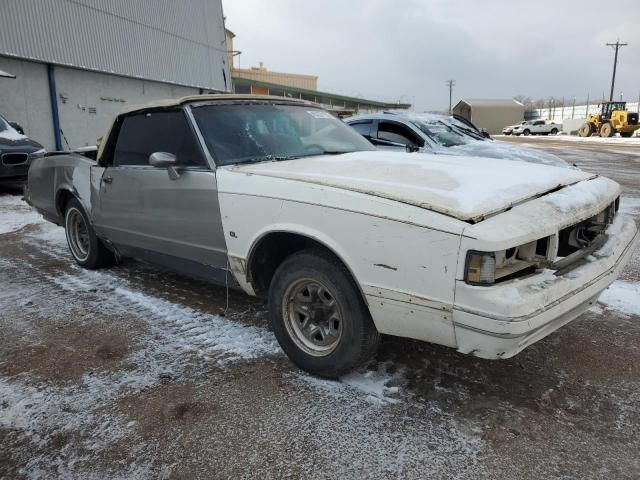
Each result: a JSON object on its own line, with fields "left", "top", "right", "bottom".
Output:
{"left": 579, "top": 102, "right": 640, "bottom": 137}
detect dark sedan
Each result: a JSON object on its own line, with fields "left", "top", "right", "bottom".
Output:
{"left": 0, "top": 114, "right": 45, "bottom": 183}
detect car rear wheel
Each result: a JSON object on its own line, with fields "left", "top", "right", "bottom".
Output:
{"left": 523, "top": 129, "right": 531, "bottom": 136}
{"left": 64, "top": 198, "right": 114, "bottom": 269}
{"left": 550, "top": 128, "right": 558, "bottom": 135}
{"left": 268, "top": 250, "right": 380, "bottom": 378}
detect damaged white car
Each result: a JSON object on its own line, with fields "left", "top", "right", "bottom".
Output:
{"left": 26, "top": 95, "right": 638, "bottom": 378}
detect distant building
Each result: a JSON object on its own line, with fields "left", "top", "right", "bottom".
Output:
{"left": 226, "top": 29, "right": 410, "bottom": 116}
{"left": 0, "top": 0, "right": 230, "bottom": 150}
{"left": 453, "top": 99, "right": 524, "bottom": 134}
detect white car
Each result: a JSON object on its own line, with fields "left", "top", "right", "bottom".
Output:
{"left": 502, "top": 121, "right": 526, "bottom": 135}
{"left": 513, "top": 120, "right": 561, "bottom": 136}
{"left": 27, "top": 95, "right": 638, "bottom": 378}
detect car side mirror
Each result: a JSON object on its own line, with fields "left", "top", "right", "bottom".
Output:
{"left": 149, "top": 152, "right": 180, "bottom": 180}
{"left": 406, "top": 144, "right": 420, "bottom": 153}
{"left": 9, "top": 121, "right": 24, "bottom": 134}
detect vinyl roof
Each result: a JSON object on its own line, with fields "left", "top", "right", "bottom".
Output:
{"left": 119, "top": 94, "right": 312, "bottom": 115}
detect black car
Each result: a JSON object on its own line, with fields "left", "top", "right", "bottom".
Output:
{"left": 0, "top": 114, "right": 45, "bottom": 183}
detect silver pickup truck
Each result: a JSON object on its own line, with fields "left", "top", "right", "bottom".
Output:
{"left": 26, "top": 94, "right": 638, "bottom": 378}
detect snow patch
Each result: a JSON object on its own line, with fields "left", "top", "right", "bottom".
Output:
{"left": 0, "top": 195, "right": 45, "bottom": 234}
{"left": 544, "top": 178, "right": 614, "bottom": 213}
{"left": 620, "top": 197, "right": 640, "bottom": 216}
{"left": 299, "top": 363, "right": 404, "bottom": 405}
{"left": 0, "top": 123, "right": 27, "bottom": 141}
{"left": 48, "top": 269, "right": 282, "bottom": 364}
{"left": 598, "top": 280, "right": 640, "bottom": 317}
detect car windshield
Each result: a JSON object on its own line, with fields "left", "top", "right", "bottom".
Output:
{"left": 191, "top": 102, "right": 376, "bottom": 166}
{"left": 410, "top": 117, "right": 486, "bottom": 147}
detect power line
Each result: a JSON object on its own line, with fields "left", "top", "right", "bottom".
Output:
{"left": 446, "top": 80, "right": 455, "bottom": 114}
{"left": 606, "top": 39, "right": 628, "bottom": 102}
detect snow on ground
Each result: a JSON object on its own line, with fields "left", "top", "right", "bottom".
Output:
{"left": 298, "top": 362, "right": 404, "bottom": 405}
{"left": 599, "top": 280, "right": 640, "bottom": 317}
{"left": 620, "top": 196, "right": 640, "bottom": 216}
{"left": 0, "top": 194, "right": 44, "bottom": 234}
{"left": 495, "top": 134, "right": 640, "bottom": 145}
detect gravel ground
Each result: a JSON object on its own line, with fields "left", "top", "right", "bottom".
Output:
{"left": 1, "top": 141, "right": 639, "bottom": 479}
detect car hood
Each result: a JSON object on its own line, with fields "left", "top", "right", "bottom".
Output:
{"left": 229, "top": 151, "right": 594, "bottom": 222}
{"left": 0, "top": 129, "right": 43, "bottom": 153}
{"left": 433, "top": 140, "right": 568, "bottom": 167}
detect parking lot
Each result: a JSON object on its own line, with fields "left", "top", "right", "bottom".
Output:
{"left": 1, "top": 140, "right": 639, "bottom": 479}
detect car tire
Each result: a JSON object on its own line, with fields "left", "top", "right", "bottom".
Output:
{"left": 64, "top": 198, "right": 114, "bottom": 269}
{"left": 523, "top": 129, "right": 530, "bottom": 136}
{"left": 550, "top": 128, "right": 558, "bottom": 135}
{"left": 268, "top": 249, "right": 380, "bottom": 378}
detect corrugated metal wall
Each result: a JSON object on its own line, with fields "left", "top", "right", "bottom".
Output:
{"left": 0, "top": 0, "right": 230, "bottom": 91}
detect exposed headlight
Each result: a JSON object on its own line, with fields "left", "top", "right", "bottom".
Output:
{"left": 465, "top": 238, "right": 551, "bottom": 285}
{"left": 465, "top": 251, "right": 496, "bottom": 285}
{"left": 29, "top": 148, "right": 46, "bottom": 159}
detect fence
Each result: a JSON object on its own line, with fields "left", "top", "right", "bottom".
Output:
{"left": 525, "top": 101, "right": 640, "bottom": 122}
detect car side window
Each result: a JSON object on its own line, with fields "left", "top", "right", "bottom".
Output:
{"left": 113, "top": 110, "right": 207, "bottom": 168}
{"left": 376, "top": 121, "right": 422, "bottom": 146}
{"left": 534, "top": 120, "right": 544, "bottom": 126}
{"left": 349, "top": 121, "right": 373, "bottom": 138}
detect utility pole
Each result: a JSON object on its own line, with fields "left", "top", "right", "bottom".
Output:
{"left": 586, "top": 93, "right": 590, "bottom": 117}
{"left": 446, "top": 80, "right": 455, "bottom": 114}
{"left": 606, "top": 39, "right": 628, "bottom": 101}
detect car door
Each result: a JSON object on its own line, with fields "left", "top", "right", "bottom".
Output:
{"left": 372, "top": 120, "right": 425, "bottom": 151}
{"left": 92, "top": 109, "right": 228, "bottom": 271}
{"left": 533, "top": 120, "right": 545, "bottom": 133}
{"left": 347, "top": 120, "right": 374, "bottom": 144}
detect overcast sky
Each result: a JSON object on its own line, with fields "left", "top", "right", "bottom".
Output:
{"left": 223, "top": 0, "right": 640, "bottom": 111}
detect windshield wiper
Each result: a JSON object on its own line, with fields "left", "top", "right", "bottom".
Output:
{"left": 301, "top": 149, "right": 352, "bottom": 156}
{"left": 449, "top": 124, "right": 485, "bottom": 139}
{"left": 243, "top": 154, "right": 301, "bottom": 164}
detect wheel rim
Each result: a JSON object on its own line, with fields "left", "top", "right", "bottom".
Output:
{"left": 66, "top": 208, "right": 90, "bottom": 261}
{"left": 283, "top": 278, "right": 343, "bottom": 356}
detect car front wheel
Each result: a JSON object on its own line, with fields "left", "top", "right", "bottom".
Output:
{"left": 268, "top": 250, "right": 380, "bottom": 378}
{"left": 64, "top": 198, "right": 114, "bottom": 269}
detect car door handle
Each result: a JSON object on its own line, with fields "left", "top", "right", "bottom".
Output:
{"left": 103, "top": 176, "right": 113, "bottom": 184}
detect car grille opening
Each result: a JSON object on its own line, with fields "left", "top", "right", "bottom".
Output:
{"left": 1, "top": 153, "right": 29, "bottom": 165}
{"left": 557, "top": 201, "right": 616, "bottom": 257}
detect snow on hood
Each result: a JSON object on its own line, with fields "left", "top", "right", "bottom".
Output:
{"left": 230, "top": 151, "right": 594, "bottom": 222}
{"left": 0, "top": 118, "right": 27, "bottom": 141}
{"left": 433, "top": 140, "right": 569, "bottom": 167}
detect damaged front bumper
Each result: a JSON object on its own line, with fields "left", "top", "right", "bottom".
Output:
{"left": 452, "top": 214, "right": 638, "bottom": 359}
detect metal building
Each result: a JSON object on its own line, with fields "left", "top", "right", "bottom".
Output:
{"left": 0, "top": 0, "right": 230, "bottom": 150}
{"left": 453, "top": 98, "right": 525, "bottom": 135}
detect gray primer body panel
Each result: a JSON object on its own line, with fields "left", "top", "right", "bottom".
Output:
{"left": 27, "top": 105, "right": 230, "bottom": 277}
